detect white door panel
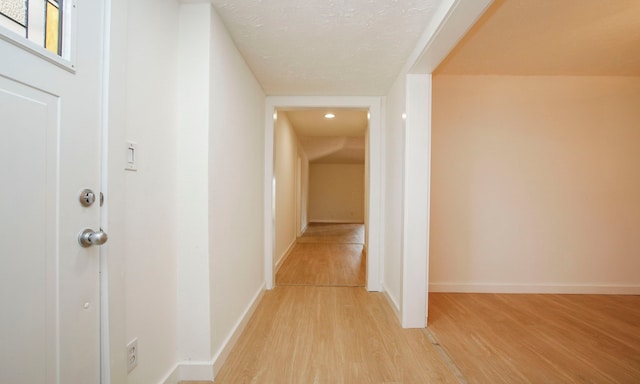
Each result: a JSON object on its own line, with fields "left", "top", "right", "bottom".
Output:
{"left": 0, "top": 80, "right": 58, "bottom": 384}
{"left": 0, "top": 1, "right": 105, "bottom": 383}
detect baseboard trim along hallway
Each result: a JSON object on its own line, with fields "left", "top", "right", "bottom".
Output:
{"left": 429, "top": 282, "right": 640, "bottom": 295}
{"left": 161, "top": 284, "right": 266, "bottom": 384}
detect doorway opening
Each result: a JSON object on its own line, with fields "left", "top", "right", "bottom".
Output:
{"left": 263, "top": 96, "right": 383, "bottom": 292}
{"left": 274, "top": 108, "right": 367, "bottom": 287}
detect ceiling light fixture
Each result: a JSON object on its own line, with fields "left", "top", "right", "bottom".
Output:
{"left": 324, "top": 113, "right": 335, "bottom": 119}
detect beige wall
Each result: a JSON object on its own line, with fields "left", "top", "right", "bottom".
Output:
{"left": 308, "top": 163, "right": 365, "bottom": 223}
{"left": 430, "top": 75, "right": 640, "bottom": 293}
{"left": 274, "top": 113, "right": 308, "bottom": 266}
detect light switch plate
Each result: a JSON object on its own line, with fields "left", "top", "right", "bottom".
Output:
{"left": 125, "top": 141, "right": 137, "bottom": 171}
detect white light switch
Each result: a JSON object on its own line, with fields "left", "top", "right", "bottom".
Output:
{"left": 125, "top": 141, "right": 137, "bottom": 171}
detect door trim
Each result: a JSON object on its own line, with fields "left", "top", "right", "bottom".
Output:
{"left": 264, "top": 96, "right": 383, "bottom": 292}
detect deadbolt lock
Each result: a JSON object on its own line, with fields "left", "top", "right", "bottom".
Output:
{"left": 79, "top": 189, "right": 96, "bottom": 207}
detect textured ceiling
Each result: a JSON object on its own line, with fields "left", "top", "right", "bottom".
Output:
{"left": 282, "top": 109, "right": 367, "bottom": 163}
{"left": 436, "top": 0, "right": 640, "bottom": 76}
{"left": 210, "top": 0, "right": 440, "bottom": 95}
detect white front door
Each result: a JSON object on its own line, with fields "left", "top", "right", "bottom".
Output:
{"left": 0, "top": 1, "right": 105, "bottom": 383}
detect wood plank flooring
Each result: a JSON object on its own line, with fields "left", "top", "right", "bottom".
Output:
{"left": 277, "top": 243, "right": 366, "bottom": 286}
{"left": 428, "top": 293, "right": 640, "bottom": 384}
{"left": 211, "top": 286, "right": 458, "bottom": 384}
{"left": 296, "top": 223, "right": 365, "bottom": 244}
{"left": 277, "top": 223, "right": 366, "bottom": 287}
{"left": 184, "top": 223, "right": 640, "bottom": 383}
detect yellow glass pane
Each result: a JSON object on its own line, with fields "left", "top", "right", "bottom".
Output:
{"left": 45, "top": 2, "right": 59, "bottom": 54}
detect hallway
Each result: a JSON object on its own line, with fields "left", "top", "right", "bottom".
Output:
{"left": 277, "top": 223, "right": 366, "bottom": 287}
{"left": 204, "top": 223, "right": 458, "bottom": 383}
{"left": 182, "top": 224, "right": 640, "bottom": 384}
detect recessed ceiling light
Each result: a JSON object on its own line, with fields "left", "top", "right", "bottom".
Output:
{"left": 324, "top": 113, "right": 335, "bottom": 119}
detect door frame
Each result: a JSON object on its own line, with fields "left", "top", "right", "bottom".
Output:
{"left": 404, "top": 0, "right": 494, "bottom": 327}
{"left": 99, "top": 1, "right": 113, "bottom": 382}
{"left": 295, "top": 156, "right": 302, "bottom": 237}
{"left": 264, "top": 96, "right": 383, "bottom": 292}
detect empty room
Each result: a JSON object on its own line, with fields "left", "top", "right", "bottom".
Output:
{"left": 1, "top": 0, "right": 638, "bottom": 383}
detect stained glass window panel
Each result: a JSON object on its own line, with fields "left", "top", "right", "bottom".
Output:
{"left": 0, "top": 0, "right": 26, "bottom": 26}
{"left": 45, "top": 1, "right": 59, "bottom": 54}
{"left": 0, "top": 0, "right": 64, "bottom": 57}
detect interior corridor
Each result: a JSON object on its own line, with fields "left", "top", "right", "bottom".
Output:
{"left": 206, "top": 223, "right": 458, "bottom": 383}
{"left": 277, "top": 223, "right": 366, "bottom": 287}
{"left": 182, "top": 224, "right": 640, "bottom": 383}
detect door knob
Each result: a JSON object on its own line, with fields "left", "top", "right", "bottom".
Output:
{"left": 78, "top": 228, "right": 109, "bottom": 247}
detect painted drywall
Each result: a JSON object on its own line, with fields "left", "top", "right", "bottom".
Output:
{"left": 308, "top": 163, "right": 365, "bottom": 223}
{"left": 431, "top": 75, "right": 640, "bottom": 293}
{"left": 105, "top": 0, "right": 130, "bottom": 381}
{"left": 401, "top": 74, "right": 432, "bottom": 327}
{"left": 382, "top": 73, "right": 406, "bottom": 310}
{"left": 274, "top": 112, "right": 299, "bottom": 265}
{"left": 107, "top": 2, "right": 267, "bottom": 382}
{"left": 121, "top": 0, "right": 180, "bottom": 382}
{"left": 207, "top": 4, "right": 266, "bottom": 370}
{"left": 299, "top": 150, "right": 310, "bottom": 233}
{"left": 364, "top": 127, "right": 370, "bottom": 249}
{"left": 177, "top": 3, "right": 212, "bottom": 366}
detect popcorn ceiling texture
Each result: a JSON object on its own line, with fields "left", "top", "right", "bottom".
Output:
{"left": 210, "top": 0, "right": 438, "bottom": 95}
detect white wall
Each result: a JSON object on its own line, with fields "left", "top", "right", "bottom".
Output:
{"left": 176, "top": 3, "right": 212, "bottom": 368}
{"left": 382, "top": 73, "right": 406, "bottom": 310}
{"left": 118, "top": 0, "right": 180, "bottom": 383}
{"left": 402, "top": 74, "right": 431, "bottom": 327}
{"left": 207, "top": 4, "right": 266, "bottom": 371}
{"left": 299, "top": 150, "right": 310, "bottom": 233}
{"left": 431, "top": 75, "right": 640, "bottom": 294}
{"left": 308, "top": 163, "right": 365, "bottom": 223}
{"left": 107, "top": 2, "right": 267, "bottom": 382}
{"left": 105, "top": 0, "right": 129, "bottom": 381}
{"left": 274, "top": 112, "right": 298, "bottom": 265}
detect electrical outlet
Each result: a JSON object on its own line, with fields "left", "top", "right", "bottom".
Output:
{"left": 126, "top": 338, "right": 138, "bottom": 373}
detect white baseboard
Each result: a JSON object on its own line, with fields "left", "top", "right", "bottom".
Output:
{"left": 160, "top": 284, "right": 266, "bottom": 384}
{"left": 382, "top": 285, "right": 400, "bottom": 322}
{"left": 275, "top": 239, "right": 296, "bottom": 273}
{"left": 308, "top": 219, "right": 365, "bottom": 224}
{"left": 177, "top": 361, "right": 214, "bottom": 381}
{"left": 160, "top": 364, "right": 181, "bottom": 384}
{"left": 212, "top": 284, "right": 265, "bottom": 377}
{"left": 429, "top": 282, "right": 640, "bottom": 295}
{"left": 161, "top": 360, "right": 215, "bottom": 384}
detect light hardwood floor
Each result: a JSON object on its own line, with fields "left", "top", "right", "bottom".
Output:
{"left": 428, "top": 293, "right": 640, "bottom": 384}
{"left": 277, "top": 243, "right": 366, "bottom": 286}
{"left": 183, "top": 223, "right": 457, "bottom": 383}
{"left": 184, "top": 223, "right": 640, "bottom": 383}
{"left": 277, "top": 223, "right": 366, "bottom": 286}
{"left": 296, "top": 223, "right": 365, "bottom": 244}
{"left": 210, "top": 286, "right": 458, "bottom": 383}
